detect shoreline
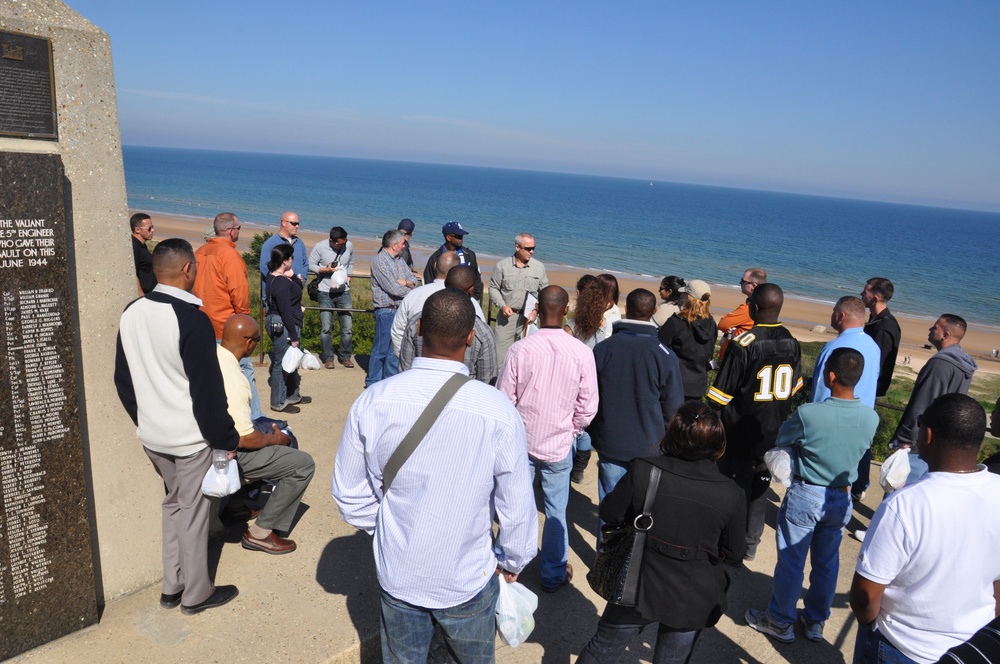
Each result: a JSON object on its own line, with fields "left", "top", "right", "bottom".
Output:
{"left": 145, "top": 211, "right": 1000, "bottom": 375}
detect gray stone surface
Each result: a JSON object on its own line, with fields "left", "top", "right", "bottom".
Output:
{"left": 0, "top": 152, "right": 97, "bottom": 660}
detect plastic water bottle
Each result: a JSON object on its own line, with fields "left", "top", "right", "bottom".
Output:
{"left": 213, "top": 449, "right": 228, "bottom": 472}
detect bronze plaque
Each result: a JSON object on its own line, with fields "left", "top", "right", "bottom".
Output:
{"left": 0, "top": 152, "right": 96, "bottom": 659}
{"left": 0, "top": 31, "right": 58, "bottom": 140}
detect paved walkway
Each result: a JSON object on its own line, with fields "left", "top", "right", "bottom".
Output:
{"left": 11, "top": 362, "right": 877, "bottom": 663}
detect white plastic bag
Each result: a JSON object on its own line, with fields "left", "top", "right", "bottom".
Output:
{"left": 495, "top": 580, "right": 537, "bottom": 648}
{"left": 300, "top": 350, "right": 322, "bottom": 371}
{"left": 880, "top": 448, "right": 911, "bottom": 493}
{"left": 201, "top": 459, "right": 241, "bottom": 497}
{"left": 281, "top": 345, "right": 304, "bottom": 373}
{"left": 764, "top": 447, "right": 794, "bottom": 488}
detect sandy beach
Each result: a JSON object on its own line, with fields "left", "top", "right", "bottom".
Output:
{"left": 147, "top": 211, "right": 1000, "bottom": 376}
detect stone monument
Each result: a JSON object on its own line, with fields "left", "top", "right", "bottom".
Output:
{"left": 1, "top": 2, "right": 166, "bottom": 658}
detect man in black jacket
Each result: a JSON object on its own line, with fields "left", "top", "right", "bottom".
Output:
{"left": 423, "top": 221, "right": 482, "bottom": 301}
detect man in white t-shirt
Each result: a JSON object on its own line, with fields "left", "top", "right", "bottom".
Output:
{"left": 850, "top": 393, "right": 1000, "bottom": 664}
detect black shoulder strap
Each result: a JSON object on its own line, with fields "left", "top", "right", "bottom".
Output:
{"left": 381, "top": 373, "right": 471, "bottom": 493}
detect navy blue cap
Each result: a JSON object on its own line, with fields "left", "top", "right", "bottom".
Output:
{"left": 442, "top": 221, "right": 468, "bottom": 237}
{"left": 398, "top": 218, "right": 415, "bottom": 233}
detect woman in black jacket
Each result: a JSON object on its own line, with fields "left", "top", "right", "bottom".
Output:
{"left": 265, "top": 243, "right": 304, "bottom": 412}
{"left": 657, "top": 279, "right": 718, "bottom": 401}
{"left": 579, "top": 402, "right": 747, "bottom": 664}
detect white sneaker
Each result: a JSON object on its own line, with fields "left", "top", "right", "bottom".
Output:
{"left": 852, "top": 490, "right": 866, "bottom": 502}
{"left": 853, "top": 528, "right": 866, "bottom": 542}
{"left": 799, "top": 615, "right": 825, "bottom": 642}
{"left": 746, "top": 608, "right": 794, "bottom": 643}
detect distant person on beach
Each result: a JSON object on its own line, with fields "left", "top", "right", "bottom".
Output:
{"left": 652, "top": 275, "right": 687, "bottom": 327}
{"left": 708, "top": 283, "right": 803, "bottom": 561}
{"left": 193, "top": 212, "right": 262, "bottom": 419}
{"left": 264, "top": 243, "right": 304, "bottom": 412}
{"left": 718, "top": 268, "right": 767, "bottom": 360}
{"left": 333, "top": 288, "right": 536, "bottom": 663}
{"left": 850, "top": 394, "right": 1000, "bottom": 664}
{"left": 423, "top": 221, "right": 483, "bottom": 301}
{"left": 578, "top": 403, "right": 746, "bottom": 664}
{"left": 130, "top": 212, "right": 157, "bottom": 295}
{"left": 397, "top": 218, "right": 416, "bottom": 273}
{"left": 657, "top": 279, "right": 718, "bottom": 401}
{"left": 367, "top": 229, "right": 416, "bottom": 388}
{"left": 308, "top": 226, "right": 356, "bottom": 369}
{"left": 588, "top": 288, "right": 684, "bottom": 504}
{"left": 746, "top": 348, "right": 878, "bottom": 645}
{"left": 217, "top": 314, "right": 315, "bottom": 555}
{"left": 258, "top": 211, "right": 308, "bottom": 299}
{"left": 391, "top": 251, "right": 460, "bottom": 357}
{"left": 498, "top": 285, "right": 598, "bottom": 593}
{"left": 114, "top": 238, "right": 239, "bottom": 614}
{"left": 490, "top": 232, "right": 549, "bottom": 364}
{"left": 398, "top": 267, "right": 498, "bottom": 383}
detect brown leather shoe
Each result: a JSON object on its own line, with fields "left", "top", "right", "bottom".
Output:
{"left": 241, "top": 530, "right": 296, "bottom": 555}
{"left": 339, "top": 357, "right": 355, "bottom": 368}
{"left": 324, "top": 359, "right": 336, "bottom": 369}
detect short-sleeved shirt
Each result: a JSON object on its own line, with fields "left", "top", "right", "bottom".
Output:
{"left": 708, "top": 323, "right": 803, "bottom": 458}
{"left": 216, "top": 345, "right": 254, "bottom": 436}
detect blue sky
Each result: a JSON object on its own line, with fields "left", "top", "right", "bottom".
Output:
{"left": 68, "top": 1, "right": 1000, "bottom": 211}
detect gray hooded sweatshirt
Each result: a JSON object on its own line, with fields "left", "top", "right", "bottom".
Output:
{"left": 894, "top": 344, "right": 978, "bottom": 446}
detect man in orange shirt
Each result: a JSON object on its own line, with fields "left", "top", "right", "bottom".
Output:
{"left": 193, "top": 212, "right": 262, "bottom": 418}
{"left": 718, "top": 267, "right": 767, "bottom": 360}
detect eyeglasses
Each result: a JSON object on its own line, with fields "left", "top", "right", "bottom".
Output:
{"left": 138, "top": 225, "right": 154, "bottom": 231}
{"left": 244, "top": 335, "right": 261, "bottom": 343}
{"left": 520, "top": 246, "right": 535, "bottom": 252}
{"left": 740, "top": 279, "right": 755, "bottom": 286}
{"left": 283, "top": 220, "right": 300, "bottom": 226}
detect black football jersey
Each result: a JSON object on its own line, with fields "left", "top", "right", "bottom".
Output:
{"left": 708, "top": 323, "right": 803, "bottom": 457}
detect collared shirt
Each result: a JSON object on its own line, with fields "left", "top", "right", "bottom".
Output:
{"left": 810, "top": 326, "right": 882, "bottom": 407}
{"left": 391, "top": 279, "right": 446, "bottom": 355}
{"left": 332, "top": 357, "right": 536, "bottom": 609}
{"left": 398, "top": 313, "right": 498, "bottom": 384}
{"left": 193, "top": 237, "right": 250, "bottom": 339}
{"left": 370, "top": 249, "right": 412, "bottom": 308}
{"left": 489, "top": 255, "right": 548, "bottom": 311}
{"left": 498, "top": 328, "right": 598, "bottom": 462}
{"left": 308, "top": 239, "right": 355, "bottom": 293}
{"left": 259, "top": 232, "right": 309, "bottom": 283}
{"left": 216, "top": 345, "right": 254, "bottom": 436}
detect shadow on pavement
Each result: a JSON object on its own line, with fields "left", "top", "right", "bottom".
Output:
{"left": 317, "top": 531, "right": 381, "bottom": 663}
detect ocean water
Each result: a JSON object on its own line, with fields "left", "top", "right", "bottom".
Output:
{"left": 123, "top": 146, "right": 999, "bottom": 326}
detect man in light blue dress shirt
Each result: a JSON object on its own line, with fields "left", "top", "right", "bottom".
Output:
{"left": 810, "top": 296, "right": 881, "bottom": 408}
{"left": 333, "top": 288, "right": 537, "bottom": 663}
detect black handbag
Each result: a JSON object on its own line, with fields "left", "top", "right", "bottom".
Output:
{"left": 306, "top": 275, "right": 321, "bottom": 302}
{"left": 586, "top": 463, "right": 662, "bottom": 607}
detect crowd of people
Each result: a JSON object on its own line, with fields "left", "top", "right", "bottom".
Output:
{"left": 125, "top": 211, "right": 999, "bottom": 663}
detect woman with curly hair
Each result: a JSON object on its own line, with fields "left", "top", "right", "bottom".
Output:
{"left": 565, "top": 274, "right": 609, "bottom": 348}
{"left": 658, "top": 280, "right": 718, "bottom": 401}
{"left": 597, "top": 273, "right": 622, "bottom": 339}
{"left": 653, "top": 275, "right": 688, "bottom": 327}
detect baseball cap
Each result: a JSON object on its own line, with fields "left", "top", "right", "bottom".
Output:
{"left": 684, "top": 279, "right": 712, "bottom": 300}
{"left": 398, "top": 218, "right": 415, "bottom": 233}
{"left": 442, "top": 221, "right": 468, "bottom": 237}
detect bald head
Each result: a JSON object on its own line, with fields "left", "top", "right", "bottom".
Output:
{"left": 749, "top": 283, "right": 784, "bottom": 324}
{"left": 220, "top": 314, "right": 260, "bottom": 359}
{"left": 832, "top": 296, "right": 866, "bottom": 332}
{"left": 152, "top": 238, "right": 197, "bottom": 291}
{"left": 436, "top": 251, "right": 461, "bottom": 278}
{"left": 444, "top": 265, "right": 477, "bottom": 295}
{"left": 537, "top": 286, "right": 569, "bottom": 328}
{"left": 625, "top": 289, "right": 657, "bottom": 321}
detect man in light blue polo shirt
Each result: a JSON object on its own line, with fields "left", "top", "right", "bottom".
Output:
{"left": 811, "top": 296, "right": 881, "bottom": 408}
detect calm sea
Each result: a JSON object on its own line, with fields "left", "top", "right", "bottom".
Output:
{"left": 123, "top": 146, "right": 999, "bottom": 326}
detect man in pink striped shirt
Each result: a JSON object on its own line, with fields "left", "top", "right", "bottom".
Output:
{"left": 498, "top": 286, "right": 599, "bottom": 592}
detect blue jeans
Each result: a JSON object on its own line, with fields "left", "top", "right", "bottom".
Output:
{"left": 380, "top": 575, "right": 499, "bottom": 664}
{"left": 317, "top": 289, "right": 353, "bottom": 361}
{"left": 574, "top": 431, "right": 593, "bottom": 454}
{"left": 366, "top": 307, "right": 399, "bottom": 387}
{"left": 578, "top": 611, "right": 701, "bottom": 664}
{"left": 596, "top": 457, "right": 630, "bottom": 549}
{"left": 767, "top": 480, "right": 851, "bottom": 625}
{"left": 530, "top": 449, "right": 573, "bottom": 587}
{"left": 853, "top": 623, "right": 918, "bottom": 664}
{"left": 240, "top": 355, "right": 263, "bottom": 420}
{"left": 266, "top": 315, "right": 300, "bottom": 410}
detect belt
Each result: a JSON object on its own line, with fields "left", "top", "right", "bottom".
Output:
{"left": 377, "top": 304, "right": 399, "bottom": 310}
{"left": 793, "top": 476, "right": 850, "bottom": 492}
